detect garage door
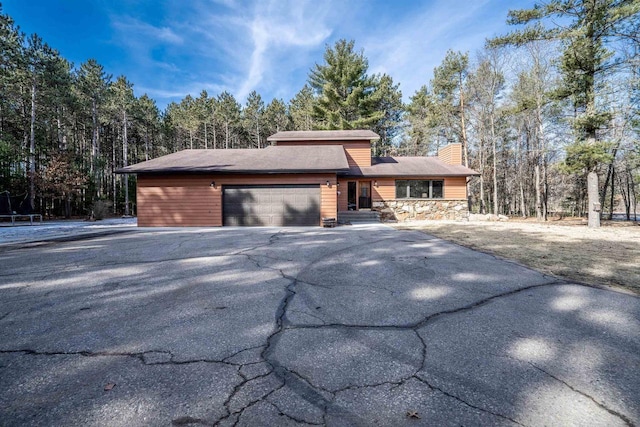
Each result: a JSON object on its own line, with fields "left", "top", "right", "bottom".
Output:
{"left": 223, "top": 185, "right": 321, "bottom": 226}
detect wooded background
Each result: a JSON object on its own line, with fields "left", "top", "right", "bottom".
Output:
{"left": 0, "top": 2, "right": 638, "bottom": 221}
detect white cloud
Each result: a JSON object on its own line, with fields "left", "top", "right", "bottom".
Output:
{"left": 111, "top": 16, "right": 183, "bottom": 45}
{"left": 136, "top": 81, "right": 227, "bottom": 102}
{"left": 235, "top": 0, "right": 333, "bottom": 100}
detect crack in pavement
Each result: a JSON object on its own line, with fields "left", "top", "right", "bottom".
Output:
{"left": 267, "top": 399, "right": 323, "bottom": 426}
{"left": 283, "top": 280, "right": 566, "bottom": 331}
{"left": 412, "top": 376, "right": 526, "bottom": 426}
{"left": 233, "top": 231, "right": 284, "bottom": 256}
{"left": 221, "top": 345, "right": 266, "bottom": 364}
{"left": 527, "top": 362, "right": 635, "bottom": 427}
{"left": 0, "top": 348, "right": 242, "bottom": 368}
{"left": 214, "top": 372, "right": 284, "bottom": 426}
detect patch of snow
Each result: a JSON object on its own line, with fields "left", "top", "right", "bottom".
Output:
{"left": 0, "top": 217, "right": 137, "bottom": 245}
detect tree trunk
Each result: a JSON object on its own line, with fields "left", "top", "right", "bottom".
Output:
{"left": 29, "top": 81, "right": 36, "bottom": 210}
{"left": 534, "top": 87, "right": 547, "bottom": 221}
{"left": 225, "top": 122, "right": 229, "bottom": 149}
{"left": 144, "top": 127, "right": 150, "bottom": 161}
{"left": 123, "top": 110, "right": 129, "bottom": 216}
{"left": 112, "top": 129, "right": 117, "bottom": 215}
{"left": 600, "top": 148, "right": 617, "bottom": 217}
{"left": 587, "top": 171, "right": 600, "bottom": 228}
{"left": 542, "top": 155, "right": 548, "bottom": 221}
{"left": 65, "top": 193, "right": 71, "bottom": 219}
{"left": 609, "top": 165, "right": 615, "bottom": 220}
{"left": 458, "top": 73, "right": 472, "bottom": 211}
{"left": 619, "top": 170, "right": 630, "bottom": 220}
{"left": 535, "top": 163, "right": 541, "bottom": 219}
{"left": 520, "top": 181, "right": 526, "bottom": 218}
{"left": 632, "top": 172, "right": 638, "bottom": 222}
{"left": 212, "top": 115, "right": 217, "bottom": 149}
{"left": 480, "top": 174, "right": 486, "bottom": 214}
{"left": 204, "top": 122, "right": 208, "bottom": 149}
{"left": 256, "top": 120, "right": 260, "bottom": 149}
{"left": 91, "top": 99, "right": 99, "bottom": 197}
{"left": 490, "top": 115, "right": 498, "bottom": 215}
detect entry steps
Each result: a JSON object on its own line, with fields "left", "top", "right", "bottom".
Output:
{"left": 337, "top": 210, "right": 381, "bottom": 224}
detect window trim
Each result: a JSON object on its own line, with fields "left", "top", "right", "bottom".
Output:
{"left": 395, "top": 179, "right": 444, "bottom": 199}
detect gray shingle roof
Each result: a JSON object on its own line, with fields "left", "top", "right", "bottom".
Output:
{"left": 343, "top": 156, "right": 480, "bottom": 177}
{"left": 116, "top": 145, "right": 350, "bottom": 174}
{"left": 267, "top": 130, "right": 380, "bottom": 142}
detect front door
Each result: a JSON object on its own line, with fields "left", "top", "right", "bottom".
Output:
{"left": 347, "top": 182, "right": 357, "bottom": 210}
{"left": 359, "top": 181, "right": 371, "bottom": 209}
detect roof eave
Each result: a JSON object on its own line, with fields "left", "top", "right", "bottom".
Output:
{"left": 115, "top": 168, "right": 349, "bottom": 175}
{"left": 339, "top": 172, "right": 480, "bottom": 177}
{"left": 267, "top": 136, "right": 380, "bottom": 142}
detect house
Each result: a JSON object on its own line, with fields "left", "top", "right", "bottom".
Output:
{"left": 116, "top": 130, "right": 478, "bottom": 226}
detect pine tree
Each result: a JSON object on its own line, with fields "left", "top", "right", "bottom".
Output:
{"left": 23, "top": 34, "right": 57, "bottom": 209}
{"left": 264, "top": 99, "right": 290, "bottom": 136}
{"left": 243, "top": 90, "right": 264, "bottom": 148}
{"left": 75, "top": 59, "right": 111, "bottom": 196}
{"left": 468, "top": 53, "right": 505, "bottom": 215}
{"left": 489, "top": 0, "right": 640, "bottom": 227}
{"left": 217, "top": 91, "right": 240, "bottom": 149}
{"left": 309, "top": 39, "right": 383, "bottom": 130}
{"left": 108, "top": 76, "right": 135, "bottom": 216}
{"left": 289, "top": 85, "right": 316, "bottom": 131}
{"left": 370, "top": 74, "right": 403, "bottom": 156}
{"left": 134, "top": 94, "right": 160, "bottom": 160}
{"left": 431, "top": 50, "right": 471, "bottom": 168}
{"left": 195, "top": 90, "right": 211, "bottom": 149}
{"left": 405, "top": 85, "right": 440, "bottom": 156}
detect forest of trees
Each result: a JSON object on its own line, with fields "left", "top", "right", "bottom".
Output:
{"left": 0, "top": 2, "right": 638, "bottom": 221}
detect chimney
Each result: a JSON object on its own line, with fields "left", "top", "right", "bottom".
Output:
{"left": 438, "top": 143, "right": 462, "bottom": 165}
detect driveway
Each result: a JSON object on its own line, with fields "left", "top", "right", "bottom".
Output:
{"left": 0, "top": 224, "right": 638, "bottom": 426}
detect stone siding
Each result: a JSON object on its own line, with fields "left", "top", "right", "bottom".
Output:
{"left": 372, "top": 199, "right": 469, "bottom": 221}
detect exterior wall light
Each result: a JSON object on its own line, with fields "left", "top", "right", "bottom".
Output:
{"left": 374, "top": 180, "right": 378, "bottom": 187}
{"left": 210, "top": 181, "right": 216, "bottom": 188}
{"left": 326, "top": 180, "right": 331, "bottom": 187}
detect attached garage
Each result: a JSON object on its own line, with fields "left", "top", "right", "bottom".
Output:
{"left": 223, "top": 185, "right": 321, "bottom": 226}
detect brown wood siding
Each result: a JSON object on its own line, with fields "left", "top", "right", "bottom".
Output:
{"left": 371, "top": 176, "right": 467, "bottom": 201}
{"left": 437, "top": 143, "right": 463, "bottom": 165}
{"left": 337, "top": 178, "right": 349, "bottom": 211}
{"left": 343, "top": 142, "right": 371, "bottom": 167}
{"left": 137, "top": 173, "right": 337, "bottom": 227}
{"left": 372, "top": 178, "right": 395, "bottom": 201}
{"left": 443, "top": 176, "right": 467, "bottom": 199}
{"left": 276, "top": 140, "right": 371, "bottom": 167}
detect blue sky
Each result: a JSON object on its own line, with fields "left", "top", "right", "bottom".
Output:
{"left": 4, "top": 0, "right": 532, "bottom": 110}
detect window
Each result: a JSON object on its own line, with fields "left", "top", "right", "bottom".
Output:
{"left": 395, "top": 180, "right": 444, "bottom": 199}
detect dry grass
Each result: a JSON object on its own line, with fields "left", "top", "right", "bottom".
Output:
{"left": 396, "top": 219, "right": 640, "bottom": 294}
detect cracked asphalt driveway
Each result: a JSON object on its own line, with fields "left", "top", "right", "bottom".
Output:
{"left": 0, "top": 224, "right": 638, "bottom": 426}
